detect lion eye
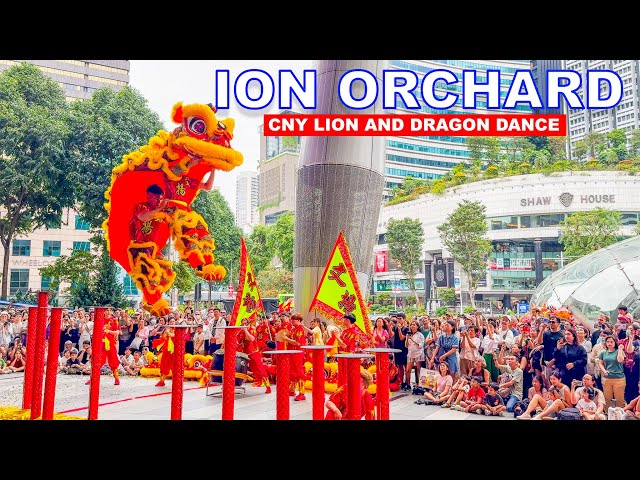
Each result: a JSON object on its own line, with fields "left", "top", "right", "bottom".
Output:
{"left": 186, "top": 116, "right": 207, "bottom": 136}
{"left": 217, "top": 121, "right": 227, "bottom": 131}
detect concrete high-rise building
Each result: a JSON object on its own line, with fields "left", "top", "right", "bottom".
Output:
{"left": 0, "top": 60, "right": 132, "bottom": 303}
{"left": 564, "top": 60, "right": 640, "bottom": 160}
{"left": 0, "top": 60, "right": 129, "bottom": 102}
{"left": 384, "top": 60, "right": 533, "bottom": 199}
{"left": 531, "top": 60, "right": 563, "bottom": 114}
{"left": 258, "top": 116, "right": 300, "bottom": 225}
{"left": 235, "top": 171, "right": 259, "bottom": 234}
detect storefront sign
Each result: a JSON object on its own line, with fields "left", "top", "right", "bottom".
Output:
{"left": 374, "top": 250, "right": 387, "bottom": 272}
{"left": 520, "top": 193, "right": 616, "bottom": 208}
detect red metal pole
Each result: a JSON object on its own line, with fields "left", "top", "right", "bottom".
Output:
{"left": 375, "top": 352, "right": 391, "bottom": 420}
{"left": 337, "top": 357, "right": 347, "bottom": 387}
{"left": 346, "top": 357, "right": 362, "bottom": 420}
{"left": 170, "top": 327, "right": 187, "bottom": 420}
{"left": 42, "top": 307, "right": 64, "bottom": 420}
{"left": 275, "top": 353, "right": 291, "bottom": 420}
{"left": 30, "top": 292, "right": 49, "bottom": 419}
{"left": 22, "top": 306, "right": 38, "bottom": 410}
{"left": 312, "top": 349, "right": 325, "bottom": 420}
{"left": 88, "top": 307, "right": 105, "bottom": 420}
{"left": 222, "top": 327, "right": 240, "bottom": 420}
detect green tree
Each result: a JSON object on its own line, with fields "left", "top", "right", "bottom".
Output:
{"left": 437, "top": 200, "right": 492, "bottom": 308}
{"left": 386, "top": 218, "right": 424, "bottom": 307}
{"left": 583, "top": 131, "right": 606, "bottom": 159}
{"left": 629, "top": 128, "right": 640, "bottom": 158}
{"left": 172, "top": 260, "right": 199, "bottom": 294}
{"left": 65, "top": 86, "right": 164, "bottom": 230}
{"left": 466, "top": 137, "right": 486, "bottom": 163}
{"left": 39, "top": 250, "right": 98, "bottom": 293}
{"left": 267, "top": 211, "right": 294, "bottom": 271}
{"left": 0, "top": 63, "right": 76, "bottom": 299}
{"left": 246, "top": 224, "right": 274, "bottom": 275}
{"left": 192, "top": 189, "right": 243, "bottom": 283}
{"left": 559, "top": 208, "right": 623, "bottom": 262}
{"left": 438, "top": 287, "right": 457, "bottom": 305}
{"left": 92, "top": 248, "right": 127, "bottom": 307}
{"left": 256, "top": 266, "right": 293, "bottom": 298}
{"left": 70, "top": 281, "right": 94, "bottom": 309}
{"left": 376, "top": 292, "right": 393, "bottom": 306}
{"left": 547, "top": 136, "right": 568, "bottom": 161}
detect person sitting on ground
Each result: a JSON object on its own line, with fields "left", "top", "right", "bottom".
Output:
{"left": 63, "top": 349, "right": 83, "bottom": 374}
{"left": 570, "top": 374, "right": 606, "bottom": 420}
{"left": 77, "top": 340, "right": 91, "bottom": 366}
{"left": 479, "top": 382, "right": 506, "bottom": 416}
{"left": 81, "top": 347, "right": 92, "bottom": 375}
{"left": 442, "top": 375, "right": 470, "bottom": 408}
{"left": 58, "top": 350, "right": 71, "bottom": 372}
{"left": 468, "top": 356, "right": 491, "bottom": 391}
{"left": 124, "top": 350, "right": 145, "bottom": 376}
{"left": 576, "top": 386, "right": 598, "bottom": 420}
{"left": 119, "top": 347, "right": 134, "bottom": 373}
{"left": 517, "top": 371, "right": 573, "bottom": 420}
{"left": 459, "top": 377, "right": 486, "bottom": 413}
{"left": 422, "top": 361, "right": 453, "bottom": 405}
{"left": 7, "top": 350, "right": 25, "bottom": 372}
{"left": 622, "top": 383, "right": 640, "bottom": 420}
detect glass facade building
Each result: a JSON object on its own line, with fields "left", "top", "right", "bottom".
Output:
{"left": 531, "top": 235, "right": 640, "bottom": 322}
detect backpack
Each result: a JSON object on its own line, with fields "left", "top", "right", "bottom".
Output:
{"left": 557, "top": 407, "right": 582, "bottom": 420}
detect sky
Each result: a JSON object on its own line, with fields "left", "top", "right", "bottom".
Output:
{"left": 128, "top": 60, "right": 313, "bottom": 213}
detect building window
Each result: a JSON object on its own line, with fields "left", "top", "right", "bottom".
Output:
{"left": 41, "top": 276, "right": 59, "bottom": 292}
{"left": 12, "top": 240, "right": 30, "bottom": 256}
{"left": 75, "top": 216, "right": 90, "bottom": 230}
{"left": 73, "top": 241, "right": 91, "bottom": 252}
{"left": 123, "top": 275, "right": 138, "bottom": 295}
{"left": 9, "top": 269, "right": 29, "bottom": 295}
{"left": 43, "top": 240, "right": 61, "bottom": 257}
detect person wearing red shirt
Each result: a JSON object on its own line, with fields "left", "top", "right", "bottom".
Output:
{"left": 325, "top": 369, "right": 375, "bottom": 420}
{"left": 459, "top": 377, "right": 487, "bottom": 413}
{"left": 155, "top": 326, "right": 176, "bottom": 387}
{"left": 85, "top": 308, "right": 121, "bottom": 386}
{"left": 340, "top": 313, "right": 359, "bottom": 353}
{"left": 238, "top": 317, "right": 271, "bottom": 394}
{"left": 288, "top": 313, "right": 307, "bottom": 401}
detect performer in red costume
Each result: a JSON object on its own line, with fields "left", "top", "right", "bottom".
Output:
{"left": 155, "top": 326, "right": 175, "bottom": 387}
{"left": 255, "top": 315, "right": 274, "bottom": 353}
{"left": 86, "top": 307, "right": 121, "bottom": 386}
{"left": 238, "top": 317, "right": 271, "bottom": 394}
{"left": 340, "top": 313, "right": 359, "bottom": 353}
{"left": 288, "top": 313, "right": 307, "bottom": 401}
{"left": 324, "top": 369, "right": 375, "bottom": 420}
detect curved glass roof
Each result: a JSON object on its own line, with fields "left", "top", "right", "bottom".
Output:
{"left": 531, "top": 235, "right": 640, "bottom": 322}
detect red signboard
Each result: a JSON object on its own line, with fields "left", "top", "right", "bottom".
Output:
{"left": 375, "top": 251, "right": 388, "bottom": 273}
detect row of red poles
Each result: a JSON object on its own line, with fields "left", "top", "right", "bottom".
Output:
{"left": 21, "top": 295, "right": 398, "bottom": 420}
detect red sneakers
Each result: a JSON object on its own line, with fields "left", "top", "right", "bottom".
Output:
{"left": 114, "top": 378, "right": 120, "bottom": 386}
{"left": 155, "top": 381, "right": 165, "bottom": 387}
{"left": 85, "top": 379, "right": 91, "bottom": 385}
{"left": 265, "top": 386, "right": 272, "bottom": 394}
{"left": 294, "top": 394, "right": 306, "bottom": 401}
{"left": 289, "top": 391, "right": 296, "bottom": 396}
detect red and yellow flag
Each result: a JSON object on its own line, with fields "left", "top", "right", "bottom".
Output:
{"left": 309, "top": 231, "right": 372, "bottom": 334}
{"left": 231, "top": 237, "right": 264, "bottom": 326}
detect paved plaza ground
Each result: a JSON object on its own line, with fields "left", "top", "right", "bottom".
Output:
{"left": 0, "top": 372, "right": 514, "bottom": 420}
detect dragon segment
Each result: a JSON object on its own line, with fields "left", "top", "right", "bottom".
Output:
{"left": 103, "top": 102, "right": 243, "bottom": 316}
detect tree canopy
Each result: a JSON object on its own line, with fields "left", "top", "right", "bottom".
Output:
{"left": 559, "top": 208, "right": 623, "bottom": 262}
{"left": 385, "top": 217, "right": 424, "bottom": 306}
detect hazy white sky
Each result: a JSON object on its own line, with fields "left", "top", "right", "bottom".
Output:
{"left": 128, "top": 60, "right": 313, "bottom": 212}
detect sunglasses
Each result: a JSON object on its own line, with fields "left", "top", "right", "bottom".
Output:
{"left": 549, "top": 320, "right": 558, "bottom": 324}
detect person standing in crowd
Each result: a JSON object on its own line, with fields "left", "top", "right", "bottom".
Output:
{"left": 550, "top": 327, "right": 587, "bottom": 386}
{"left": 537, "top": 316, "right": 565, "bottom": 386}
{"left": 391, "top": 316, "right": 410, "bottom": 391}
{"left": 118, "top": 312, "right": 133, "bottom": 355}
{"left": 620, "top": 323, "right": 640, "bottom": 403}
{"left": 591, "top": 313, "right": 609, "bottom": 346}
{"left": 598, "top": 335, "right": 627, "bottom": 410}
{"left": 480, "top": 320, "right": 500, "bottom": 382}
{"left": 576, "top": 326, "right": 593, "bottom": 373}
{"left": 209, "top": 308, "right": 226, "bottom": 355}
{"left": 373, "top": 318, "right": 389, "bottom": 349}
{"left": 497, "top": 316, "right": 515, "bottom": 349}
{"left": 431, "top": 319, "right": 460, "bottom": 383}
{"left": 590, "top": 327, "right": 611, "bottom": 390}
{"left": 405, "top": 320, "right": 424, "bottom": 388}
{"left": 78, "top": 312, "right": 93, "bottom": 349}
{"left": 459, "top": 325, "right": 481, "bottom": 376}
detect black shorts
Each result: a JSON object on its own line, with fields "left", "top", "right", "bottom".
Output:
{"left": 394, "top": 352, "right": 407, "bottom": 366}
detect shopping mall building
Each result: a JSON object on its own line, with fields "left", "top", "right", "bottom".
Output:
{"left": 374, "top": 171, "right": 640, "bottom": 309}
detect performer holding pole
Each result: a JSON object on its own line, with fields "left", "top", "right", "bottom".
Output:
{"left": 155, "top": 325, "right": 175, "bottom": 387}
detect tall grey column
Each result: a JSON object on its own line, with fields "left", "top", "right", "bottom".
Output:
{"left": 424, "top": 260, "right": 433, "bottom": 300}
{"left": 534, "top": 237, "right": 544, "bottom": 285}
{"left": 294, "top": 60, "right": 387, "bottom": 322}
{"left": 446, "top": 258, "right": 455, "bottom": 288}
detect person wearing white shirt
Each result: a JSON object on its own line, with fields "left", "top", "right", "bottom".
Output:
{"left": 497, "top": 317, "right": 515, "bottom": 348}
{"left": 480, "top": 321, "right": 502, "bottom": 382}
{"left": 210, "top": 308, "right": 226, "bottom": 353}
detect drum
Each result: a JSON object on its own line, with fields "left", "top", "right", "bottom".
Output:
{"left": 211, "top": 349, "right": 250, "bottom": 386}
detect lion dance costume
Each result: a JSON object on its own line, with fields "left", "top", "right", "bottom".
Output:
{"left": 103, "top": 103, "right": 243, "bottom": 316}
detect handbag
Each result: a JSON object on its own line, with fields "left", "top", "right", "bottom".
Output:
{"left": 129, "top": 337, "right": 143, "bottom": 350}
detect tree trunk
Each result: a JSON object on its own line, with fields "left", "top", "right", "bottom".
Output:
{"left": 412, "top": 287, "right": 421, "bottom": 307}
{"left": 469, "top": 286, "right": 476, "bottom": 308}
{"left": 1, "top": 235, "right": 11, "bottom": 300}
{"left": 208, "top": 280, "right": 213, "bottom": 307}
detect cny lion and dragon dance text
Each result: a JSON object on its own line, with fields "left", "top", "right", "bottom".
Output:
{"left": 103, "top": 102, "right": 243, "bottom": 316}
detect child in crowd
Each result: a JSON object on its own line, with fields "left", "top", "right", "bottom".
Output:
{"left": 459, "top": 377, "right": 486, "bottom": 413}
{"left": 480, "top": 383, "right": 506, "bottom": 416}
{"left": 577, "top": 386, "right": 598, "bottom": 420}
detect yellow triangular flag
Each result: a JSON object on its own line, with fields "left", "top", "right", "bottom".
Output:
{"left": 231, "top": 237, "right": 264, "bottom": 326}
{"left": 309, "top": 231, "right": 372, "bottom": 334}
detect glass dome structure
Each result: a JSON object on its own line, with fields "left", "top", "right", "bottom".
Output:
{"left": 531, "top": 235, "right": 640, "bottom": 324}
